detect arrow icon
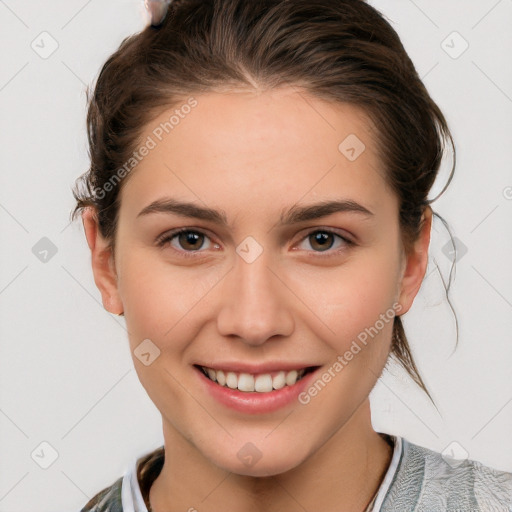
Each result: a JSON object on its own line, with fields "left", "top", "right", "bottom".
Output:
{"left": 236, "top": 236, "right": 263, "bottom": 263}
{"left": 31, "top": 441, "right": 59, "bottom": 469}
{"left": 237, "top": 442, "right": 263, "bottom": 466}
{"left": 338, "top": 134, "right": 365, "bottom": 161}
{"left": 31, "top": 31, "right": 59, "bottom": 60}
{"left": 32, "top": 237, "right": 58, "bottom": 262}
{"left": 135, "top": 339, "right": 161, "bottom": 366}
{"left": 440, "top": 31, "right": 468, "bottom": 59}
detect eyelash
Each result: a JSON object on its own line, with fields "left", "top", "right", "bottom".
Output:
{"left": 155, "top": 227, "right": 355, "bottom": 259}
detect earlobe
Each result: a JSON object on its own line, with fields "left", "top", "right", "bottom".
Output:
{"left": 81, "top": 208, "right": 124, "bottom": 315}
{"left": 397, "top": 206, "right": 433, "bottom": 315}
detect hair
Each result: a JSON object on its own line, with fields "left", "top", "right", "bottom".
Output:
{"left": 70, "top": 0, "right": 458, "bottom": 410}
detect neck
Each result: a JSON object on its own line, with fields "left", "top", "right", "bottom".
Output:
{"left": 149, "top": 399, "right": 393, "bottom": 512}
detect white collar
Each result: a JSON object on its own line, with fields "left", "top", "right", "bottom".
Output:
{"left": 372, "top": 434, "right": 403, "bottom": 511}
{"left": 121, "top": 452, "right": 149, "bottom": 512}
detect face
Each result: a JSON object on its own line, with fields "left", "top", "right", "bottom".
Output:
{"left": 84, "top": 87, "right": 430, "bottom": 477}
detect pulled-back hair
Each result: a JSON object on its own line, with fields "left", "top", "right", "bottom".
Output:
{"left": 71, "top": 0, "right": 457, "bottom": 408}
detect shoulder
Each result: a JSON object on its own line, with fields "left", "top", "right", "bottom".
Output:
{"left": 79, "top": 476, "right": 124, "bottom": 512}
{"left": 382, "top": 437, "right": 512, "bottom": 511}
{"left": 79, "top": 446, "right": 164, "bottom": 512}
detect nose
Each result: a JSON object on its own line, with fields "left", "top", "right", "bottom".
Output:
{"left": 216, "top": 246, "right": 294, "bottom": 346}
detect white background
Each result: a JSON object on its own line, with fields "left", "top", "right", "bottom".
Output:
{"left": 0, "top": 1, "right": 511, "bottom": 510}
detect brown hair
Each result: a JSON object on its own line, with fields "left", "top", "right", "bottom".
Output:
{"left": 71, "top": 0, "right": 458, "bottom": 409}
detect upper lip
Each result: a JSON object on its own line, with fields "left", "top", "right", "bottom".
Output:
{"left": 194, "top": 362, "right": 321, "bottom": 374}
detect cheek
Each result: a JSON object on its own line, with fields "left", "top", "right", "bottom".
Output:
{"left": 117, "top": 252, "right": 193, "bottom": 345}
{"left": 117, "top": 249, "right": 225, "bottom": 361}
{"left": 117, "top": 253, "right": 201, "bottom": 411}
{"left": 291, "top": 251, "right": 400, "bottom": 353}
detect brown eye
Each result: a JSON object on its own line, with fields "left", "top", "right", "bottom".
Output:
{"left": 296, "top": 229, "right": 354, "bottom": 256}
{"left": 176, "top": 231, "right": 205, "bottom": 251}
{"left": 309, "top": 231, "right": 336, "bottom": 252}
{"left": 156, "top": 229, "right": 215, "bottom": 258}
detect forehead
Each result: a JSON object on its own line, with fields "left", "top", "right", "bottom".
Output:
{"left": 119, "top": 87, "right": 395, "bottom": 219}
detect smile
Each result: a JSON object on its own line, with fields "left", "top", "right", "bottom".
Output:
{"left": 198, "top": 365, "right": 314, "bottom": 393}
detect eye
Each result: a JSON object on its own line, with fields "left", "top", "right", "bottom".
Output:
{"left": 155, "top": 227, "right": 355, "bottom": 259}
{"left": 296, "top": 229, "right": 354, "bottom": 256}
{"left": 156, "top": 228, "right": 217, "bottom": 258}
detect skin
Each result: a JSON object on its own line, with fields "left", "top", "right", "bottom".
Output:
{"left": 82, "top": 86, "right": 432, "bottom": 512}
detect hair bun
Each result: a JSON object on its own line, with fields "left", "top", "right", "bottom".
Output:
{"left": 144, "top": 0, "right": 172, "bottom": 26}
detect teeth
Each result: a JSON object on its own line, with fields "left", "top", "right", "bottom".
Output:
{"left": 200, "top": 366, "right": 307, "bottom": 392}
{"left": 272, "top": 371, "right": 286, "bottom": 390}
{"left": 216, "top": 370, "right": 226, "bottom": 386}
{"left": 238, "top": 373, "right": 255, "bottom": 392}
{"left": 226, "top": 372, "right": 238, "bottom": 389}
{"left": 285, "top": 370, "right": 298, "bottom": 386}
{"left": 255, "top": 374, "right": 273, "bottom": 392}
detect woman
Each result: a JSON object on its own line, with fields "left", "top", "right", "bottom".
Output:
{"left": 71, "top": 0, "right": 512, "bottom": 510}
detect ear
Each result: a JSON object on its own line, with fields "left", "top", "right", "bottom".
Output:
{"left": 81, "top": 207, "right": 124, "bottom": 315}
{"left": 396, "top": 206, "right": 432, "bottom": 315}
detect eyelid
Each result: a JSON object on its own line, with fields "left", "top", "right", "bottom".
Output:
{"left": 295, "top": 225, "right": 354, "bottom": 245}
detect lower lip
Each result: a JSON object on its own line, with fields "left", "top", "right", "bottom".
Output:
{"left": 194, "top": 366, "right": 320, "bottom": 414}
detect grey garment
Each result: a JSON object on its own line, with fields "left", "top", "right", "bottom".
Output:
{"left": 380, "top": 439, "right": 512, "bottom": 512}
{"left": 80, "top": 476, "right": 123, "bottom": 512}
{"left": 80, "top": 438, "right": 512, "bottom": 512}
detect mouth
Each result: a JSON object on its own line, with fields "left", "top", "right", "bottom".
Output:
{"left": 194, "top": 364, "right": 319, "bottom": 393}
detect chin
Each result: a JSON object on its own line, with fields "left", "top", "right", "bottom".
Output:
{"left": 205, "top": 441, "right": 308, "bottom": 478}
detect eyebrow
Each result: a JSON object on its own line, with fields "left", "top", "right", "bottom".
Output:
{"left": 136, "top": 197, "right": 374, "bottom": 227}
